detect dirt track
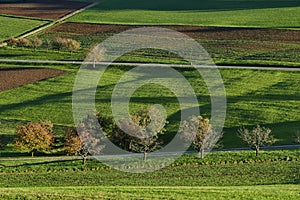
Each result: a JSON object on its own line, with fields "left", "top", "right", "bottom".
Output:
{"left": 0, "top": 67, "right": 67, "bottom": 92}
{"left": 50, "top": 22, "right": 300, "bottom": 43}
{"left": 0, "top": 0, "right": 91, "bottom": 20}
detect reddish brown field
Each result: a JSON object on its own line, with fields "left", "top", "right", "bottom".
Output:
{"left": 0, "top": 0, "right": 91, "bottom": 20}
{"left": 0, "top": 67, "right": 67, "bottom": 92}
{"left": 51, "top": 22, "right": 300, "bottom": 43}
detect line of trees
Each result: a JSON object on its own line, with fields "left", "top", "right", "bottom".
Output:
{"left": 6, "top": 36, "right": 81, "bottom": 52}
{"left": 8, "top": 110, "right": 298, "bottom": 164}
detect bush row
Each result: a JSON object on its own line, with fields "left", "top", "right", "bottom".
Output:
{"left": 6, "top": 37, "right": 80, "bottom": 52}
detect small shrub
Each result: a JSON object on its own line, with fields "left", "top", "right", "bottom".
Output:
{"left": 6, "top": 37, "right": 19, "bottom": 46}
{"left": 52, "top": 37, "right": 67, "bottom": 51}
{"left": 31, "top": 37, "right": 43, "bottom": 50}
{"left": 17, "top": 38, "right": 32, "bottom": 48}
{"left": 65, "top": 38, "right": 80, "bottom": 52}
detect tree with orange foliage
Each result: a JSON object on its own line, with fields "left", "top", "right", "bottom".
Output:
{"left": 15, "top": 120, "right": 54, "bottom": 157}
{"left": 65, "top": 114, "right": 105, "bottom": 164}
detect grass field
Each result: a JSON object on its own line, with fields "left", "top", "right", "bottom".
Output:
{"left": 0, "top": 185, "right": 299, "bottom": 199}
{"left": 0, "top": 64, "right": 299, "bottom": 149}
{"left": 0, "top": 1, "right": 299, "bottom": 199}
{"left": 0, "top": 15, "right": 49, "bottom": 41}
{"left": 0, "top": 150, "right": 299, "bottom": 199}
{"left": 69, "top": 0, "right": 300, "bottom": 28}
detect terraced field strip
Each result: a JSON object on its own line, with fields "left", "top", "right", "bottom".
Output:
{"left": 37, "top": 22, "right": 300, "bottom": 66}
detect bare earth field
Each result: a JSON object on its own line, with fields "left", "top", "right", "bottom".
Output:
{"left": 0, "top": 67, "right": 67, "bottom": 92}
{"left": 52, "top": 22, "right": 300, "bottom": 43}
{"left": 0, "top": 0, "right": 91, "bottom": 20}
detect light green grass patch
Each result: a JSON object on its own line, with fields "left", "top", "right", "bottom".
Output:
{"left": 0, "top": 15, "right": 49, "bottom": 41}
{"left": 0, "top": 185, "right": 299, "bottom": 199}
{"left": 69, "top": 0, "right": 300, "bottom": 29}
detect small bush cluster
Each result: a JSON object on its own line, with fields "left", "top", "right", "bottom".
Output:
{"left": 6, "top": 36, "right": 80, "bottom": 52}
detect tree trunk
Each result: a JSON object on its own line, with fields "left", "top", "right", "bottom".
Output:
{"left": 143, "top": 152, "right": 147, "bottom": 161}
{"left": 82, "top": 156, "right": 87, "bottom": 165}
{"left": 255, "top": 147, "right": 259, "bottom": 156}
{"left": 199, "top": 148, "right": 205, "bottom": 159}
{"left": 31, "top": 151, "right": 34, "bottom": 157}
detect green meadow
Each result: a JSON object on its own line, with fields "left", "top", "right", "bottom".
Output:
{"left": 0, "top": 15, "right": 49, "bottom": 41}
{"left": 70, "top": 0, "right": 300, "bottom": 28}
{"left": 0, "top": 185, "right": 299, "bottom": 199}
{"left": 0, "top": 150, "right": 299, "bottom": 199}
{"left": 0, "top": 1, "right": 299, "bottom": 199}
{"left": 0, "top": 64, "right": 299, "bottom": 149}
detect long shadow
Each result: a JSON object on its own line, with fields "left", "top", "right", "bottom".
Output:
{"left": 93, "top": 0, "right": 300, "bottom": 12}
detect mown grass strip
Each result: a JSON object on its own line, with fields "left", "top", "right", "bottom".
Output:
{"left": 0, "top": 185, "right": 299, "bottom": 200}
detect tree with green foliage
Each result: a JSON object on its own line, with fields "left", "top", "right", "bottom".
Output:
{"left": 15, "top": 120, "right": 54, "bottom": 157}
{"left": 180, "top": 115, "right": 222, "bottom": 159}
{"left": 111, "top": 107, "right": 167, "bottom": 160}
{"left": 238, "top": 125, "right": 275, "bottom": 156}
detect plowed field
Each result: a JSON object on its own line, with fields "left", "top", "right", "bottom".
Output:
{"left": 0, "top": 0, "right": 91, "bottom": 20}
{"left": 51, "top": 22, "right": 300, "bottom": 43}
{"left": 0, "top": 67, "right": 67, "bottom": 92}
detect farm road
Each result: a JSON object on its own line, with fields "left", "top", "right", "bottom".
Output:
{"left": 0, "top": 145, "right": 299, "bottom": 161}
{"left": 0, "top": 59, "right": 300, "bottom": 71}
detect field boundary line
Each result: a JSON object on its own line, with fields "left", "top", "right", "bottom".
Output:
{"left": 0, "top": 59, "right": 300, "bottom": 71}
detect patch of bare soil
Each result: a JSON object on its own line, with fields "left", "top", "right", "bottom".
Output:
{"left": 51, "top": 22, "right": 300, "bottom": 43}
{"left": 0, "top": 0, "right": 91, "bottom": 20}
{"left": 0, "top": 67, "right": 67, "bottom": 92}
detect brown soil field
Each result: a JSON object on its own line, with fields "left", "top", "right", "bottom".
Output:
{"left": 51, "top": 22, "right": 300, "bottom": 43}
{"left": 0, "top": 0, "right": 91, "bottom": 20}
{"left": 0, "top": 67, "right": 67, "bottom": 92}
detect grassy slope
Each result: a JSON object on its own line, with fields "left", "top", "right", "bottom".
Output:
{"left": 0, "top": 15, "right": 49, "bottom": 41}
{"left": 69, "top": 0, "right": 300, "bottom": 28}
{"left": 0, "top": 185, "right": 299, "bottom": 199}
{"left": 0, "top": 65, "right": 299, "bottom": 148}
{"left": 0, "top": 151, "right": 299, "bottom": 199}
